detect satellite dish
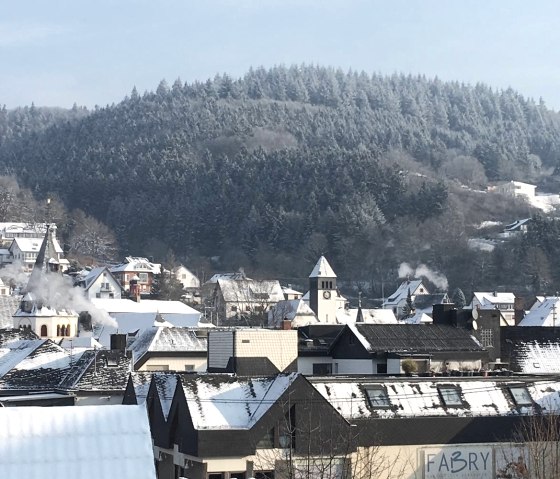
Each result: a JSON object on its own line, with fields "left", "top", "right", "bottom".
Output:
{"left": 471, "top": 319, "right": 478, "bottom": 330}
{"left": 472, "top": 308, "right": 479, "bottom": 320}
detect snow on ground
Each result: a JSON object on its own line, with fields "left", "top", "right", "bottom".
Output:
{"left": 529, "top": 193, "right": 560, "bottom": 213}
{"left": 467, "top": 238, "right": 496, "bottom": 252}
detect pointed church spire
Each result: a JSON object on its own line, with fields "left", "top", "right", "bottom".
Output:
{"left": 23, "top": 224, "right": 61, "bottom": 295}
{"left": 309, "top": 256, "right": 337, "bottom": 278}
{"left": 356, "top": 290, "right": 364, "bottom": 323}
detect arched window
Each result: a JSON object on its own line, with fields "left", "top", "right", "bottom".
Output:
{"left": 40, "top": 325, "right": 47, "bottom": 337}
{"left": 66, "top": 324, "right": 71, "bottom": 336}
{"left": 57, "top": 325, "right": 61, "bottom": 336}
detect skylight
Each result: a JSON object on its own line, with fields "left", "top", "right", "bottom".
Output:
{"left": 508, "top": 385, "right": 533, "bottom": 406}
{"left": 365, "top": 386, "right": 390, "bottom": 408}
{"left": 438, "top": 386, "right": 463, "bottom": 407}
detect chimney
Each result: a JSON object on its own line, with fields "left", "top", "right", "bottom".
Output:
{"left": 110, "top": 333, "right": 127, "bottom": 352}
{"left": 130, "top": 276, "right": 141, "bottom": 302}
{"left": 514, "top": 296, "right": 525, "bottom": 325}
{"left": 282, "top": 319, "right": 292, "bottom": 330}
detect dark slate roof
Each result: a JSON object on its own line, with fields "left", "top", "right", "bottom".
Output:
{"left": 0, "top": 327, "right": 39, "bottom": 345}
{"left": 298, "top": 324, "right": 345, "bottom": 355}
{"left": 60, "top": 349, "right": 132, "bottom": 392}
{"left": 0, "top": 340, "right": 75, "bottom": 390}
{"left": 351, "top": 324, "right": 484, "bottom": 354}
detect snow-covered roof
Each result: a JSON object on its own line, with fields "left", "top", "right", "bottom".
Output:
{"left": 77, "top": 266, "right": 121, "bottom": 291}
{"left": 471, "top": 292, "right": 516, "bottom": 309}
{"left": 515, "top": 341, "right": 560, "bottom": 373}
{"left": 110, "top": 256, "right": 161, "bottom": 274}
{"left": 311, "top": 377, "right": 560, "bottom": 419}
{"left": 217, "top": 279, "right": 284, "bottom": 303}
{"left": 9, "top": 237, "right": 43, "bottom": 253}
{"left": 383, "top": 279, "right": 427, "bottom": 307}
{"left": 268, "top": 299, "right": 318, "bottom": 327}
{"left": 181, "top": 373, "right": 298, "bottom": 430}
{"left": 282, "top": 286, "right": 303, "bottom": 296}
{"left": 91, "top": 298, "right": 203, "bottom": 348}
{"left": 519, "top": 297, "right": 560, "bottom": 327}
{"left": 0, "top": 404, "right": 156, "bottom": 479}
{"left": 206, "top": 272, "right": 249, "bottom": 284}
{"left": 336, "top": 308, "right": 397, "bottom": 324}
{"left": 92, "top": 298, "right": 200, "bottom": 315}
{"left": 309, "top": 256, "right": 337, "bottom": 278}
{"left": 0, "top": 336, "right": 81, "bottom": 390}
{"left": 129, "top": 326, "right": 207, "bottom": 366}
{"left": 401, "top": 312, "right": 433, "bottom": 324}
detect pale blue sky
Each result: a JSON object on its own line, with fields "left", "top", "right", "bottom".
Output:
{"left": 1, "top": 0, "right": 559, "bottom": 110}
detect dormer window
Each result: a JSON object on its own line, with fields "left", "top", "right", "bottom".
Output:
{"left": 438, "top": 386, "right": 463, "bottom": 407}
{"left": 508, "top": 385, "right": 533, "bottom": 407}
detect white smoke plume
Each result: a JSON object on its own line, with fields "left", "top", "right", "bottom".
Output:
{"left": 398, "top": 262, "right": 415, "bottom": 279}
{"left": 4, "top": 264, "right": 117, "bottom": 328}
{"left": 398, "top": 262, "right": 448, "bottom": 290}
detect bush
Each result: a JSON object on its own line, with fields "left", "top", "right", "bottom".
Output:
{"left": 401, "top": 359, "right": 418, "bottom": 375}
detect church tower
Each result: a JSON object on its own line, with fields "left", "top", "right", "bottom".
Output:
{"left": 13, "top": 224, "right": 78, "bottom": 339}
{"left": 309, "top": 256, "right": 338, "bottom": 323}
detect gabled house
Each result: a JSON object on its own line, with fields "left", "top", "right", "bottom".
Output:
{"left": 110, "top": 256, "right": 161, "bottom": 296}
{"left": 128, "top": 326, "right": 208, "bottom": 372}
{"left": 139, "top": 372, "right": 353, "bottom": 479}
{"left": 268, "top": 298, "right": 318, "bottom": 328}
{"left": 8, "top": 234, "right": 68, "bottom": 273}
{"left": 214, "top": 278, "right": 284, "bottom": 321}
{"left": 469, "top": 291, "right": 516, "bottom": 326}
{"left": 518, "top": 296, "right": 560, "bottom": 327}
{"left": 173, "top": 265, "right": 200, "bottom": 290}
{"left": 74, "top": 266, "right": 123, "bottom": 300}
{"left": 382, "top": 279, "right": 430, "bottom": 319}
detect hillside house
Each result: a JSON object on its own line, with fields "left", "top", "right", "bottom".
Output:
{"left": 110, "top": 256, "right": 161, "bottom": 296}
{"left": 74, "top": 266, "right": 123, "bottom": 300}
{"left": 469, "top": 291, "right": 516, "bottom": 326}
{"left": 382, "top": 279, "right": 430, "bottom": 319}
{"left": 213, "top": 278, "right": 284, "bottom": 321}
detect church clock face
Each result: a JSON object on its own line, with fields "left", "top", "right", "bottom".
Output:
{"left": 323, "top": 290, "right": 331, "bottom": 299}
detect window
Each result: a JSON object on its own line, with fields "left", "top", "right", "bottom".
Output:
{"left": 480, "top": 329, "right": 493, "bottom": 348}
{"left": 96, "top": 293, "right": 101, "bottom": 298}
{"left": 438, "top": 386, "right": 463, "bottom": 407}
{"left": 376, "top": 363, "right": 387, "bottom": 374}
{"left": 40, "top": 325, "right": 47, "bottom": 337}
{"left": 184, "top": 365, "right": 194, "bottom": 371}
{"left": 138, "top": 272, "right": 149, "bottom": 283}
{"left": 231, "top": 305, "right": 238, "bottom": 312}
{"left": 509, "top": 385, "right": 533, "bottom": 406}
{"left": 312, "top": 363, "right": 332, "bottom": 375}
{"left": 255, "top": 472, "right": 274, "bottom": 479}
{"left": 365, "top": 386, "right": 391, "bottom": 408}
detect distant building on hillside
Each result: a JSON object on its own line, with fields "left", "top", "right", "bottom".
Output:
{"left": 110, "top": 256, "right": 161, "bottom": 296}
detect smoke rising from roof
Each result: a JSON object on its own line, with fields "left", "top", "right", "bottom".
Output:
{"left": 3, "top": 263, "right": 117, "bottom": 328}
{"left": 398, "top": 262, "right": 448, "bottom": 290}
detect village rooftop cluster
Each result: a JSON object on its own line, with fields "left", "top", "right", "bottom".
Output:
{"left": 0, "top": 222, "right": 560, "bottom": 478}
